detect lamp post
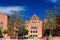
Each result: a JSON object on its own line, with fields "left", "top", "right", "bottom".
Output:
{"left": 48, "top": 30, "right": 52, "bottom": 40}
{"left": 16, "top": 30, "right": 19, "bottom": 39}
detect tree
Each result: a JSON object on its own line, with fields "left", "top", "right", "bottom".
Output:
{"left": 3, "top": 30, "right": 8, "bottom": 35}
{"left": 8, "top": 16, "right": 15, "bottom": 38}
{"left": 0, "top": 29, "right": 8, "bottom": 38}
{"left": 9, "top": 10, "right": 28, "bottom": 39}
{"left": 43, "top": 28, "right": 52, "bottom": 36}
{"left": 18, "top": 25, "right": 28, "bottom": 39}
{"left": 44, "top": 10, "right": 56, "bottom": 36}
{"left": 2, "top": 30, "right": 8, "bottom": 38}
{"left": 8, "top": 10, "right": 23, "bottom": 38}
{"left": 44, "top": 5, "right": 60, "bottom": 37}
{"left": 0, "top": 29, "right": 3, "bottom": 38}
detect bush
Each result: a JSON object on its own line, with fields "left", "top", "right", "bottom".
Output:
{"left": 3, "top": 30, "right": 8, "bottom": 35}
{"left": 43, "top": 28, "right": 52, "bottom": 36}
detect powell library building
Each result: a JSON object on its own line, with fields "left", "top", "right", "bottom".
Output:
{"left": 26, "top": 14, "right": 43, "bottom": 38}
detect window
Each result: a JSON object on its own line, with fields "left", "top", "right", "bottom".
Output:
{"left": 33, "top": 16, "right": 37, "bottom": 20}
{"left": 35, "top": 35, "right": 37, "bottom": 37}
{"left": 33, "top": 31, "right": 35, "bottom": 33}
{"left": 31, "top": 31, "right": 37, "bottom": 33}
{"left": 33, "top": 35, "right": 34, "bottom": 37}
{"left": 36, "top": 31, "right": 37, "bottom": 33}
{"left": 31, "top": 26, "right": 37, "bottom": 29}
{"left": 35, "top": 27, "right": 37, "bottom": 29}
{"left": 31, "top": 31, "right": 32, "bottom": 33}
{"left": 32, "top": 22, "right": 37, "bottom": 23}
{"left": 30, "top": 35, "right": 32, "bottom": 37}
{"left": 39, "top": 22, "right": 40, "bottom": 23}
{"left": 33, "top": 35, "right": 37, "bottom": 37}
{"left": 0, "top": 22, "right": 3, "bottom": 24}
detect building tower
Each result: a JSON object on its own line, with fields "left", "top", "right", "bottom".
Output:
{"left": 26, "top": 14, "right": 43, "bottom": 38}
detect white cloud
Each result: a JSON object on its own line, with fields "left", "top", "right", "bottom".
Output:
{"left": 0, "top": 6, "right": 26, "bottom": 15}
{"left": 51, "top": 0, "right": 58, "bottom": 3}
{"left": 46, "top": 0, "right": 59, "bottom": 3}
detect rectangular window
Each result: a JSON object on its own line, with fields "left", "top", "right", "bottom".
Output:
{"left": 1, "top": 22, "right": 3, "bottom": 24}
{"left": 32, "top": 22, "right": 37, "bottom": 23}
{"left": 31, "top": 26, "right": 37, "bottom": 29}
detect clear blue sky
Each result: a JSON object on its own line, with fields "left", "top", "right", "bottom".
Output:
{"left": 0, "top": 0, "right": 60, "bottom": 21}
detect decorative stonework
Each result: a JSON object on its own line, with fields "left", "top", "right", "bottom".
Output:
{"left": 26, "top": 14, "right": 43, "bottom": 38}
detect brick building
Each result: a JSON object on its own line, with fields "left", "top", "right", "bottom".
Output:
{"left": 0, "top": 12, "right": 10, "bottom": 38}
{"left": 0, "top": 13, "right": 43, "bottom": 39}
{"left": 53, "top": 14, "right": 60, "bottom": 36}
{"left": 26, "top": 14, "right": 43, "bottom": 38}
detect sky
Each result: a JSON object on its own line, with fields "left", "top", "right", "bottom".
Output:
{"left": 0, "top": 0, "right": 60, "bottom": 21}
